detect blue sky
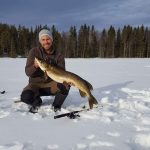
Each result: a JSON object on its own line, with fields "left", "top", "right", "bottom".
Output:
{"left": 0, "top": 0, "right": 150, "bottom": 31}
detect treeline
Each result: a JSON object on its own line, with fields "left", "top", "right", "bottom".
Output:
{"left": 0, "top": 23, "right": 150, "bottom": 58}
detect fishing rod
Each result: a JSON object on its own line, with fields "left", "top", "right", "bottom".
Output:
{"left": 54, "top": 105, "right": 100, "bottom": 119}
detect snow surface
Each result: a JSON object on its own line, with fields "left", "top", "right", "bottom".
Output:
{"left": 0, "top": 58, "right": 150, "bottom": 150}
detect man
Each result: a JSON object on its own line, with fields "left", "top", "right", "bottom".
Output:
{"left": 21, "top": 29, "right": 70, "bottom": 113}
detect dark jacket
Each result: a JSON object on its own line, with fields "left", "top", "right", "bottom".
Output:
{"left": 25, "top": 47, "right": 65, "bottom": 84}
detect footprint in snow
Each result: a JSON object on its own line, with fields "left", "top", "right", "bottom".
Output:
{"left": 140, "top": 117, "right": 150, "bottom": 125}
{"left": 107, "top": 132, "right": 120, "bottom": 137}
{"left": 12, "top": 101, "right": 29, "bottom": 113}
{"left": 86, "top": 134, "right": 95, "bottom": 140}
{"left": 0, "top": 110, "right": 10, "bottom": 119}
{"left": 89, "top": 140, "right": 114, "bottom": 148}
{"left": 47, "top": 144, "right": 59, "bottom": 149}
{"left": 134, "top": 125, "right": 150, "bottom": 132}
{"left": 32, "top": 105, "right": 56, "bottom": 120}
{"left": 76, "top": 143, "right": 87, "bottom": 149}
{"left": 133, "top": 134, "right": 150, "bottom": 149}
{"left": 0, "top": 142, "right": 24, "bottom": 150}
{"left": 74, "top": 135, "right": 95, "bottom": 149}
{"left": 0, "top": 142, "right": 39, "bottom": 150}
{"left": 80, "top": 111, "right": 100, "bottom": 120}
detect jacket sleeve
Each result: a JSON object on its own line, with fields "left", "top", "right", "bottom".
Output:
{"left": 25, "top": 49, "right": 37, "bottom": 77}
{"left": 57, "top": 54, "right": 66, "bottom": 70}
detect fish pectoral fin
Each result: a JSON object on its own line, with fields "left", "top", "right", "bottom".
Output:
{"left": 79, "top": 90, "right": 86, "bottom": 97}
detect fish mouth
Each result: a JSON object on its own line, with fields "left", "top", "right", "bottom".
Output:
{"left": 35, "top": 57, "right": 46, "bottom": 71}
{"left": 35, "top": 57, "right": 41, "bottom": 63}
{"left": 34, "top": 57, "right": 38, "bottom": 63}
{"left": 35, "top": 57, "right": 43, "bottom": 66}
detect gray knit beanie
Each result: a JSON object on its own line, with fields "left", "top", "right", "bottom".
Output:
{"left": 39, "top": 29, "right": 53, "bottom": 41}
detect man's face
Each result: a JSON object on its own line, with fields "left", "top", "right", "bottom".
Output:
{"left": 39, "top": 35, "right": 52, "bottom": 50}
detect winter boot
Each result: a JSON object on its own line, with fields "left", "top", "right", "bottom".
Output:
{"left": 29, "top": 96, "right": 42, "bottom": 113}
{"left": 32, "top": 96, "right": 42, "bottom": 107}
{"left": 29, "top": 106, "right": 39, "bottom": 113}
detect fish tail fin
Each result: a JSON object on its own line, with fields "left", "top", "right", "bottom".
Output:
{"left": 88, "top": 94, "right": 98, "bottom": 109}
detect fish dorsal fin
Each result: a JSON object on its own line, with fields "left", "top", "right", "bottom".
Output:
{"left": 79, "top": 90, "right": 86, "bottom": 97}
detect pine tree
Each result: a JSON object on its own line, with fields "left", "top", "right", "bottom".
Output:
{"left": 60, "top": 31, "right": 67, "bottom": 57}
{"left": 51, "top": 25, "right": 62, "bottom": 53}
{"left": 67, "top": 26, "right": 77, "bottom": 57}
{"left": 0, "top": 23, "right": 150, "bottom": 58}
{"left": 0, "top": 30, "right": 11, "bottom": 56}
{"left": 98, "top": 29, "right": 107, "bottom": 57}
{"left": 122, "top": 25, "right": 133, "bottom": 57}
{"left": 78, "top": 25, "right": 84, "bottom": 57}
{"left": 115, "top": 29, "right": 121, "bottom": 57}
{"left": 89, "top": 25, "right": 98, "bottom": 57}
{"left": 138, "top": 25, "right": 145, "bottom": 57}
{"left": 144, "top": 27, "right": 150, "bottom": 57}
{"left": 9, "top": 38, "right": 17, "bottom": 57}
{"left": 78, "top": 24, "right": 90, "bottom": 57}
{"left": 106, "top": 26, "right": 115, "bottom": 57}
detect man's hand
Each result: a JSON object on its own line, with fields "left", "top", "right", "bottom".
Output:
{"left": 63, "top": 82, "right": 74, "bottom": 88}
{"left": 68, "top": 82, "right": 74, "bottom": 86}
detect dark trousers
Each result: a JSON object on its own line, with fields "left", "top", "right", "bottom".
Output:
{"left": 21, "top": 83, "right": 70, "bottom": 108}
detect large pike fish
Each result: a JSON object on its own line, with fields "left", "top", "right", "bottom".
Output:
{"left": 34, "top": 57, "right": 98, "bottom": 109}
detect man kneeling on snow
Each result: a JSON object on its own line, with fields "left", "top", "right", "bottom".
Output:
{"left": 20, "top": 29, "right": 70, "bottom": 113}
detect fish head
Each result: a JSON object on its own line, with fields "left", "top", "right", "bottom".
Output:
{"left": 35, "top": 57, "right": 49, "bottom": 71}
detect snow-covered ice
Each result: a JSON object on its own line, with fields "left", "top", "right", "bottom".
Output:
{"left": 0, "top": 58, "right": 150, "bottom": 150}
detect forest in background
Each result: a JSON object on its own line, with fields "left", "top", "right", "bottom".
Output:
{"left": 0, "top": 23, "right": 150, "bottom": 58}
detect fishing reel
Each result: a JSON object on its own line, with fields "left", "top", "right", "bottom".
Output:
{"left": 67, "top": 112, "right": 80, "bottom": 119}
